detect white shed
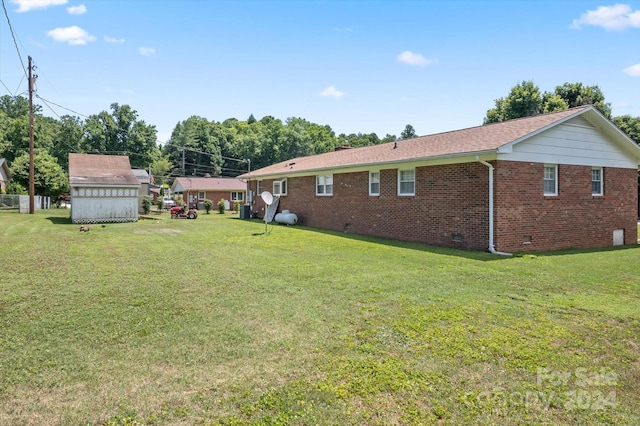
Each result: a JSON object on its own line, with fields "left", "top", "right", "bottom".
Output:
{"left": 68, "top": 153, "right": 140, "bottom": 224}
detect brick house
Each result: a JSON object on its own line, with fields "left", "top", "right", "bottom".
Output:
{"left": 239, "top": 106, "right": 640, "bottom": 253}
{"left": 171, "top": 177, "right": 246, "bottom": 210}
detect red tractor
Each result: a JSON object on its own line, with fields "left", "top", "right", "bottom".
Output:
{"left": 170, "top": 205, "right": 198, "bottom": 219}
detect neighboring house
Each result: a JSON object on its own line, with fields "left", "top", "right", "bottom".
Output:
{"left": 0, "top": 158, "right": 10, "bottom": 193}
{"left": 171, "top": 176, "right": 247, "bottom": 210}
{"left": 132, "top": 169, "right": 150, "bottom": 213}
{"left": 68, "top": 153, "right": 141, "bottom": 224}
{"left": 239, "top": 106, "right": 640, "bottom": 253}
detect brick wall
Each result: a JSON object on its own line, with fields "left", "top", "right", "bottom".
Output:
{"left": 250, "top": 163, "right": 490, "bottom": 250}
{"left": 494, "top": 161, "right": 638, "bottom": 252}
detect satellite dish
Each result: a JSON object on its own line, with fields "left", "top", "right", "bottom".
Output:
{"left": 261, "top": 191, "right": 273, "bottom": 206}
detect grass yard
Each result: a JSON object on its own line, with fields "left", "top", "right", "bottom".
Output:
{"left": 1, "top": 209, "right": 639, "bottom": 425}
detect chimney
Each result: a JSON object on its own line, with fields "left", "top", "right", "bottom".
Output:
{"left": 204, "top": 173, "right": 211, "bottom": 178}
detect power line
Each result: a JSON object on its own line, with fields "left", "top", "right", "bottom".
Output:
{"left": 162, "top": 142, "right": 250, "bottom": 163}
{"left": 1, "top": 0, "right": 28, "bottom": 86}
{"left": 36, "top": 94, "right": 89, "bottom": 118}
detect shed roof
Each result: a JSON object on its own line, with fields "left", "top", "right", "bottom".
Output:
{"left": 172, "top": 177, "right": 247, "bottom": 192}
{"left": 240, "top": 106, "right": 640, "bottom": 179}
{"left": 132, "top": 169, "right": 150, "bottom": 184}
{"left": 69, "top": 153, "right": 140, "bottom": 186}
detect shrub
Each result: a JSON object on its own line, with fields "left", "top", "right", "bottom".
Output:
{"left": 217, "top": 199, "right": 226, "bottom": 214}
{"left": 203, "top": 199, "right": 213, "bottom": 214}
{"left": 142, "top": 196, "right": 152, "bottom": 215}
{"left": 234, "top": 200, "right": 241, "bottom": 212}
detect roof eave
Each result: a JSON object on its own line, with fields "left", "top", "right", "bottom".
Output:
{"left": 240, "top": 149, "right": 499, "bottom": 180}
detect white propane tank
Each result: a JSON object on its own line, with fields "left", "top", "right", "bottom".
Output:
{"left": 274, "top": 210, "right": 298, "bottom": 225}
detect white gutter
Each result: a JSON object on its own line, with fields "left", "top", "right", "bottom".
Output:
{"left": 477, "top": 156, "right": 512, "bottom": 256}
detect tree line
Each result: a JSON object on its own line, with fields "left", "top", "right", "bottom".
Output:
{"left": 1, "top": 80, "right": 639, "bottom": 198}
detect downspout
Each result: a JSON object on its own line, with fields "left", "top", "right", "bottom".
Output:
{"left": 477, "top": 156, "right": 512, "bottom": 256}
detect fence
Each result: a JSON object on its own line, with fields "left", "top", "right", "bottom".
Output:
{"left": 0, "top": 194, "right": 51, "bottom": 212}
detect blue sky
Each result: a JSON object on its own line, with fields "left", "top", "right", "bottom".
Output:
{"left": 1, "top": 0, "right": 640, "bottom": 144}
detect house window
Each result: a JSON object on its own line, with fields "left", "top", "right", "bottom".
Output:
{"left": 198, "top": 191, "right": 206, "bottom": 200}
{"left": 398, "top": 169, "right": 415, "bottom": 196}
{"left": 369, "top": 171, "right": 380, "bottom": 196}
{"left": 257, "top": 180, "right": 263, "bottom": 195}
{"left": 592, "top": 167, "right": 603, "bottom": 196}
{"left": 543, "top": 164, "right": 557, "bottom": 196}
{"left": 273, "top": 179, "right": 287, "bottom": 196}
{"left": 316, "top": 174, "right": 333, "bottom": 195}
{"left": 231, "top": 191, "right": 244, "bottom": 201}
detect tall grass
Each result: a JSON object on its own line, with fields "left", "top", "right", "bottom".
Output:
{"left": 1, "top": 209, "right": 638, "bottom": 425}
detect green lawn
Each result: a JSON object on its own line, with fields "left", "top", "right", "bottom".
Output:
{"left": 1, "top": 209, "right": 639, "bottom": 425}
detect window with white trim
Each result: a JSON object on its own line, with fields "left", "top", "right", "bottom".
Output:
{"left": 316, "top": 174, "right": 333, "bottom": 195}
{"left": 257, "top": 180, "right": 263, "bottom": 195}
{"left": 231, "top": 191, "right": 244, "bottom": 201}
{"left": 273, "top": 179, "right": 287, "bottom": 196}
{"left": 543, "top": 164, "right": 557, "bottom": 196}
{"left": 369, "top": 171, "right": 380, "bottom": 196}
{"left": 398, "top": 169, "right": 415, "bottom": 196}
{"left": 198, "top": 191, "right": 206, "bottom": 200}
{"left": 592, "top": 167, "right": 603, "bottom": 196}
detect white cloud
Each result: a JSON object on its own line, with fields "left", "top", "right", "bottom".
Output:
{"left": 397, "top": 50, "right": 432, "bottom": 66}
{"left": 67, "top": 4, "right": 87, "bottom": 15}
{"left": 139, "top": 47, "right": 156, "bottom": 56}
{"left": 47, "top": 26, "right": 96, "bottom": 45}
{"left": 623, "top": 63, "right": 640, "bottom": 76}
{"left": 570, "top": 4, "right": 640, "bottom": 30}
{"left": 104, "top": 35, "right": 125, "bottom": 44}
{"left": 320, "top": 86, "right": 345, "bottom": 99}
{"left": 10, "top": 0, "right": 67, "bottom": 12}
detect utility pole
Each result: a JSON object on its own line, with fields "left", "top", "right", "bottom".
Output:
{"left": 181, "top": 147, "right": 185, "bottom": 176}
{"left": 28, "top": 56, "right": 36, "bottom": 214}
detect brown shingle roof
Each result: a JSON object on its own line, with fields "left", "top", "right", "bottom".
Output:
{"left": 69, "top": 153, "right": 140, "bottom": 186}
{"left": 240, "top": 106, "right": 592, "bottom": 178}
{"left": 173, "top": 177, "right": 246, "bottom": 191}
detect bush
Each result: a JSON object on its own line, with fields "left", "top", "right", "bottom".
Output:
{"left": 217, "top": 199, "right": 226, "bottom": 214}
{"left": 142, "top": 196, "right": 152, "bottom": 215}
{"left": 234, "top": 200, "right": 241, "bottom": 212}
{"left": 157, "top": 197, "right": 164, "bottom": 211}
{"left": 203, "top": 199, "right": 213, "bottom": 214}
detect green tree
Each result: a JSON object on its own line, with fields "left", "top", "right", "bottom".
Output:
{"left": 485, "top": 81, "right": 614, "bottom": 124}
{"left": 163, "top": 116, "right": 223, "bottom": 177}
{"left": 541, "top": 93, "right": 569, "bottom": 113}
{"left": 83, "top": 103, "right": 159, "bottom": 168}
{"left": 51, "top": 115, "right": 84, "bottom": 170}
{"left": 553, "top": 82, "right": 611, "bottom": 118}
{"left": 400, "top": 124, "right": 417, "bottom": 139}
{"left": 149, "top": 153, "right": 173, "bottom": 186}
{"left": 10, "top": 150, "right": 68, "bottom": 198}
{"left": 613, "top": 115, "right": 640, "bottom": 145}
{"left": 484, "top": 80, "right": 542, "bottom": 124}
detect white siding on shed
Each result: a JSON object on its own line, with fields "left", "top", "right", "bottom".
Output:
{"left": 498, "top": 118, "right": 638, "bottom": 169}
{"left": 71, "top": 186, "right": 139, "bottom": 223}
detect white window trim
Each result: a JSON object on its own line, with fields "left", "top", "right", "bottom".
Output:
{"left": 398, "top": 169, "right": 415, "bottom": 196}
{"left": 231, "top": 191, "right": 244, "bottom": 201}
{"left": 198, "top": 191, "right": 206, "bottom": 200}
{"left": 592, "top": 167, "right": 603, "bottom": 196}
{"left": 316, "top": 174, "right": 333, "bottom": 196}
{"left": 369, "top": 171, "right": 380, "bottom": 196}
{"left": 273, "top": 179, "right": 287, "bottom": 196}
{"left": 543, "top": 164, "right": 558, "bottom": 196}
{"left": 257, "top": 180, "right": 263, "bottom": 195}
